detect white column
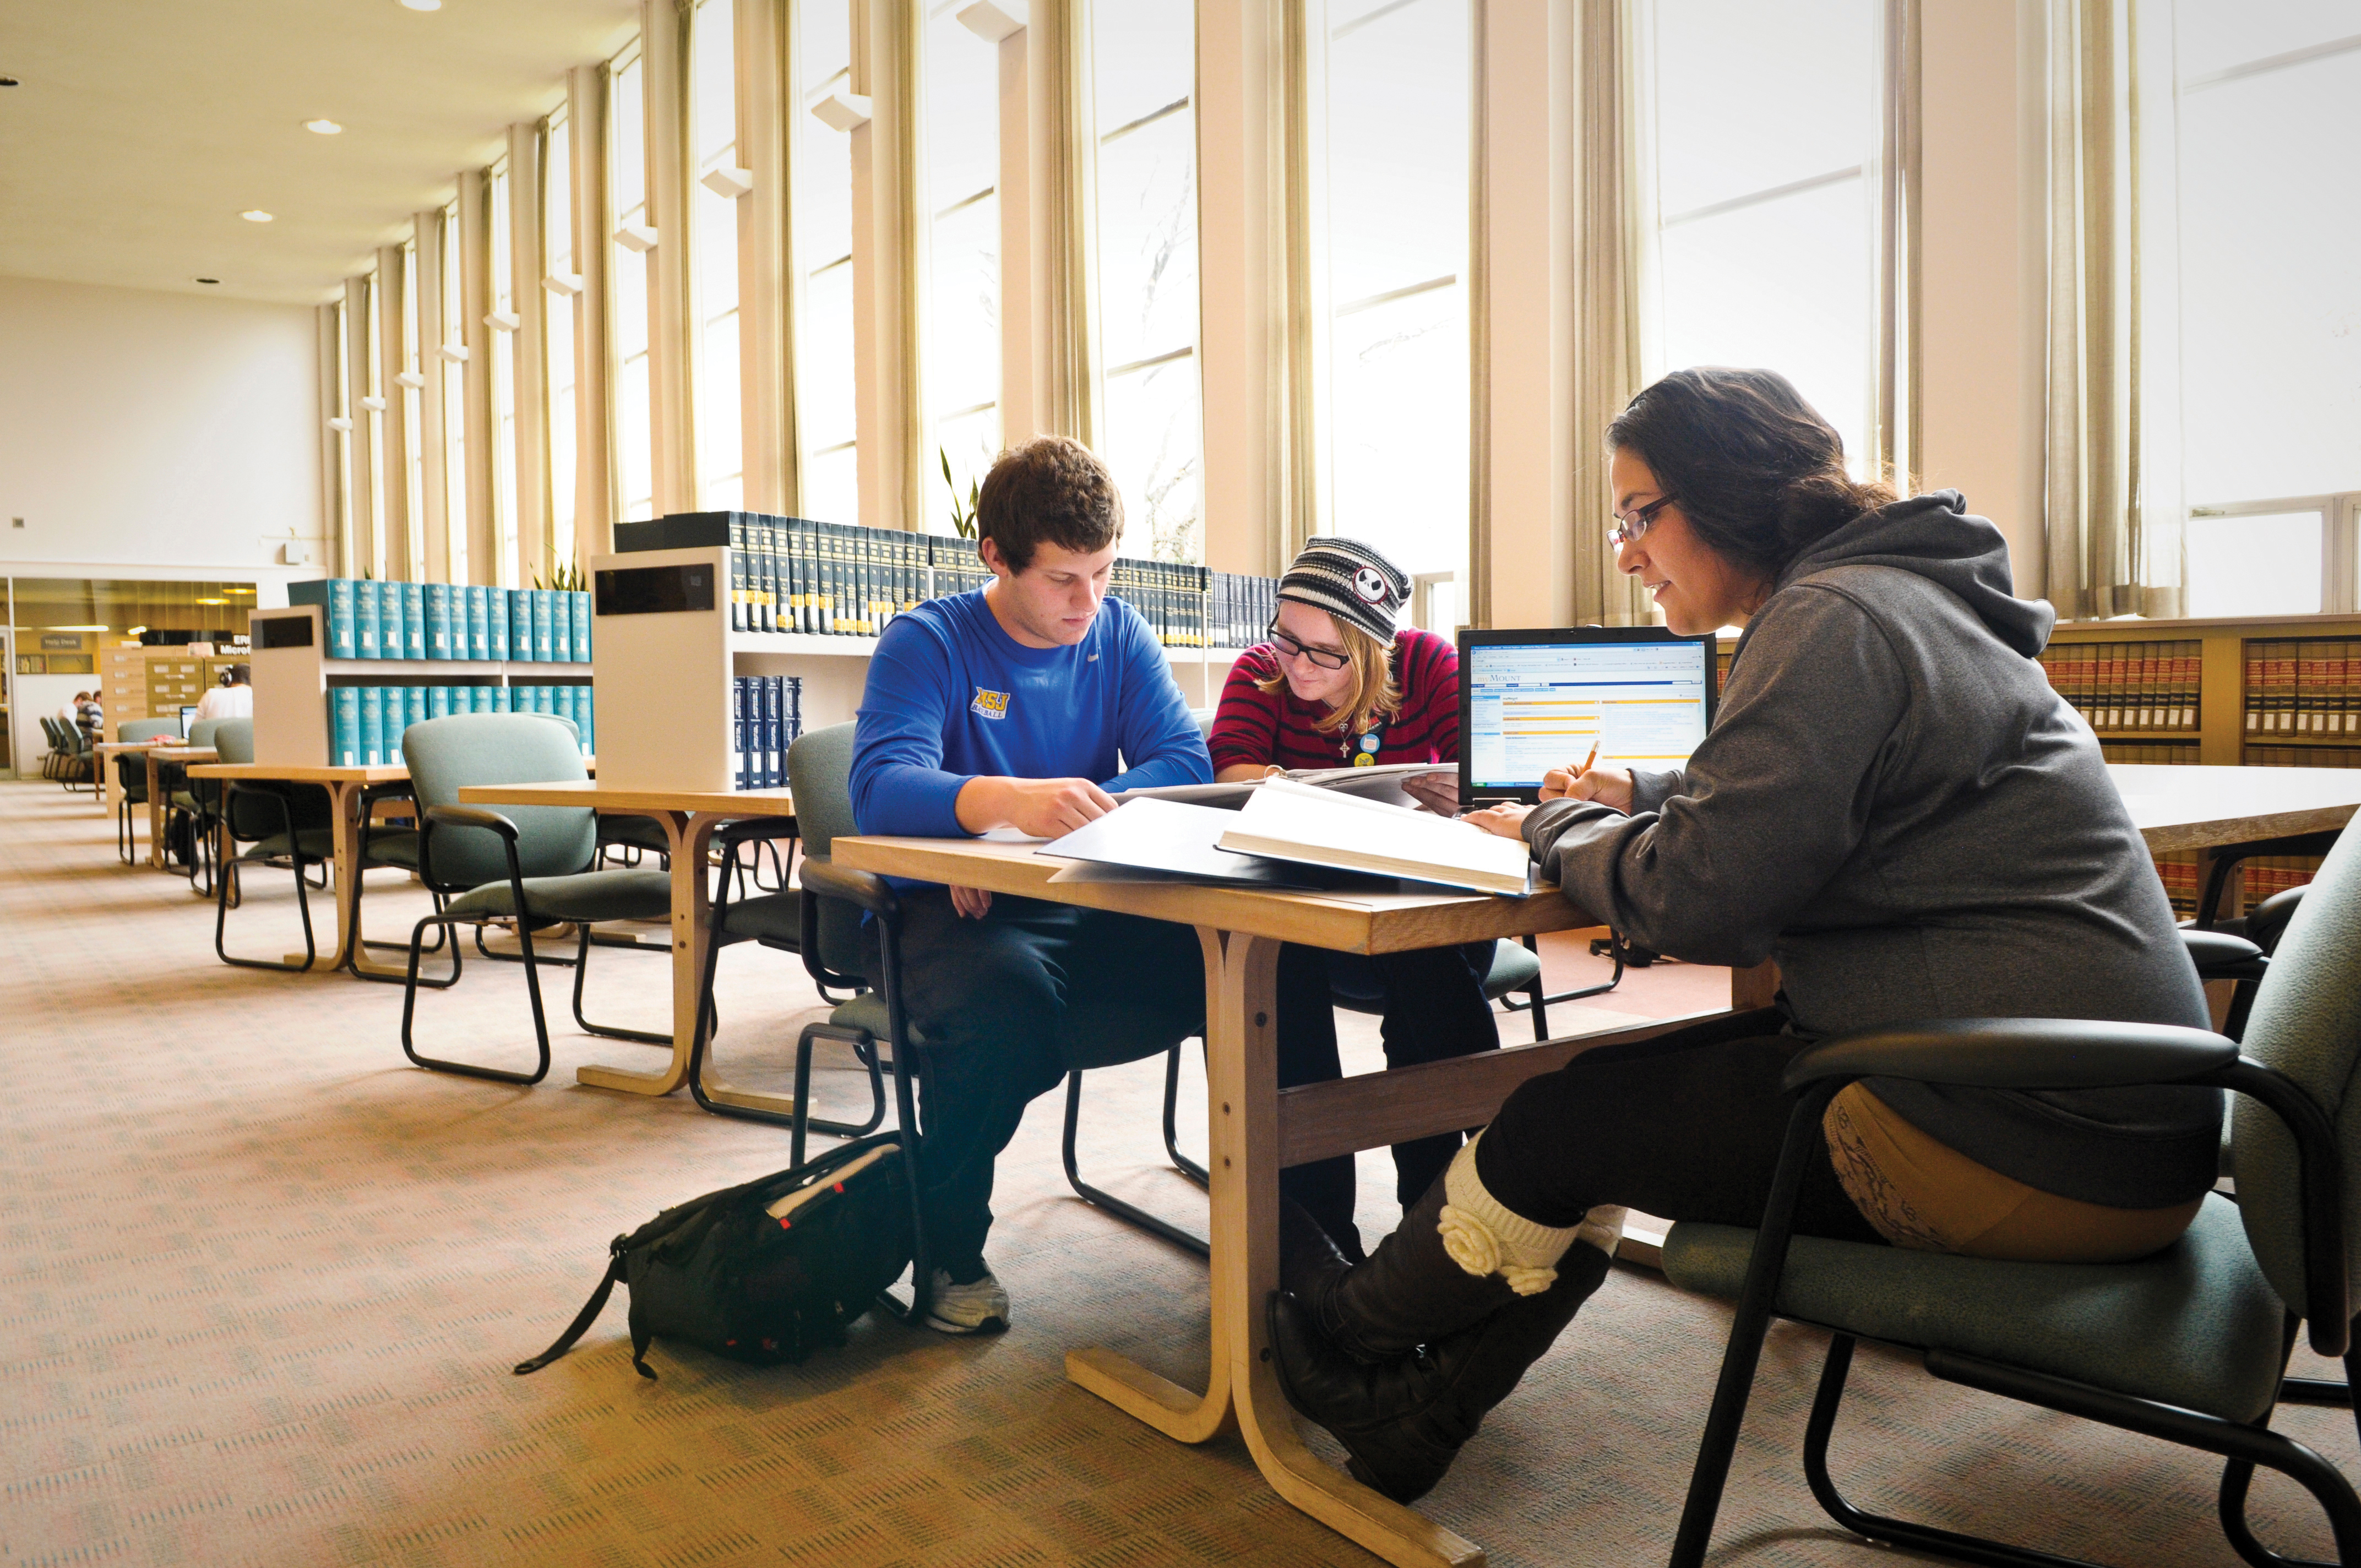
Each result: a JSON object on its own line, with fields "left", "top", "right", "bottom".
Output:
{"left": 414, "top": 210, "right": 451, "bottom": 584}
{"left": 342, "top": 275, "right": 377, "bottom": 579}
{"left": 738, "top": 0, "right": 795, "bottom": 514}
{"left": 315, "top": 303, "right": 347, "bottom": 576}
{"left": 458, "top": 168, "right": 500, "bottom": 585}
{"left": 1917, "top": 0, "right": 2047, "bottom": 597}
{"left": 991, "top": 3, "right": 1038, "bottom": 443}
{"left": 508, "top": 122, "right": 550, "bottom": 585}
{"left": 1470, "top": 0, "right": 1576, "bottom": 631}
{"left": 570, "top": 64, "right": 615, "bottom": 565}
{"left": 645, "top": 0, "right": 697, "bottom": 516}
{"left": 376, "top": 243, "right": 415, "bottom": 580}
{"left": 852, "top": 0, "right": 921, "bottom": 531}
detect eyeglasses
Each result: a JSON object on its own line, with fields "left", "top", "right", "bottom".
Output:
{"left": 1266, "top": 623, "right": 1351, "bottom": 671}
{"left": 1607, "top": 493, "right": 1679, "bottom": 549}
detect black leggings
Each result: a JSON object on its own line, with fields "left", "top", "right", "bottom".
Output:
{"left": 1473, "top": 1009, "right": 1887, "bottom": 1247}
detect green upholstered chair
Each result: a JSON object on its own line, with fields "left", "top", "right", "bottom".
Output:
{"left": 112, "top": 718, "right": 179, "bottom": 863}
{"left": 399, "top": 714, "right": 672, "bottom": 1085}
{"left": 165, "top": 716, "right": 234, "bottom": 894}
{"left": 210, "top": 718, "right": 340, "bottom": 971}
{"left": 1657, "top": 824, "right": 2361, "bottom": 1568}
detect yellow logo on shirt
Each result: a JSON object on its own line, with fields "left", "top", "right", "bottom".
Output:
{"left": 971, "top": 687, "right": 1010, "bottom": 721}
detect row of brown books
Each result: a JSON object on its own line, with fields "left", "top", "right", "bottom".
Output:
{"left": 2242, "top": 639, "right": 2361, "bottom": 734}
{"left": 2036, "top": 640, "right": 2201, "bottom": 732}
{"left": 2246, "top": 745, "right": 2361, "bottom": 768}
{"left": 2153, "top": 854, "right": 2201, "bottom": 920}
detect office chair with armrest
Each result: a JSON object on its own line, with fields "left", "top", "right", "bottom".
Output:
{"left": 112, "top": 718, "right": 179, "bottom": 863}
{"left": 397, "top": 715, "right": 672, "bottom": 1084}
{"left": 1664, "top": 820, "right": 2361, "bottom": 1568}
{"left": 210, "top": 720, "right": 339, "bottom": 971}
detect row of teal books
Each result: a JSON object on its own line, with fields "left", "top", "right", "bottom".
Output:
{"left": 330, "top": 683, "right": 595, "bottom": 767}
{"left": 289, "top": 579, "right": 593, "bottom": 664}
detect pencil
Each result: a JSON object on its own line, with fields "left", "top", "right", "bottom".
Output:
{"left": 1579, "top": 741, "right": 1598, "bottom": 776}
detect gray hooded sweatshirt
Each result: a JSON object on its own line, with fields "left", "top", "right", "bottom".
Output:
{"left": 1523, "top": 492, "right": 2218, "bottom": 1208}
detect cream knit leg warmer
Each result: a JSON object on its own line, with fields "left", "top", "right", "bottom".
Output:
{"left": 1437, "top": 1134, "right": 1626, "bottom": 1295}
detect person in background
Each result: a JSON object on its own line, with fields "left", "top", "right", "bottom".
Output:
{"left": 1207, "top": 538, "right": 1500, "bottom": 1258}
{"left": 75, "top": 692, "right": 103, "bottom": 733}
{"left": 848, "top": 436, "right": 1214, "bottom": 1336}
{"left": 1266, "top": 366, "right": 2217, "bottom": 1505}
{"left": 194, "top": 664, "right": 253, "bottom": 721}
{"left": 61, "top": 693, "right": 89, "bottom": 725}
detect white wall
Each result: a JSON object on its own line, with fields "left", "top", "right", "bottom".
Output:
{"left": 0, "top": 274, "right": 324, "bottom": 580}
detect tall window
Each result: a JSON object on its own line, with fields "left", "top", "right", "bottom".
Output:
{"left": 1640, "top": 0, "right": 1880, "bottom": 471}
{"left": 488, "top": 156, "right": 520, "bottom": 585}
{"left": 333, "top": 297, "right": 354, "bottom": 569}
{"left": 364, "top": 268, "right": 388, "bottom": 581}
{"left": 796, "top": 2, "right": 858, "bottom": 524}
{"left": 439, "top": 199, "right": 470, "bottom": 585}
{"left": 610, "top": 43, "right": 656, "bottom": 524}
{"left": 546, "top": 110, "right": 579, "bottom": 578}
{"left": 1090, "top": 0, "right": 1201, "bottom": 562}
{"left": 1312, "top": 0, "right": 1471, "bottom": 598}
{"left": 691, "top": 0, "right": 745, "bottom": 510}
{"left": 2164, "top": 1, "right": 2361, "bottom": 617}
{"left": 923, "top": 2, "right": 1000, "bottom": 533}
{"left": 399, "top": 239, "right": 426, "bottom": 582}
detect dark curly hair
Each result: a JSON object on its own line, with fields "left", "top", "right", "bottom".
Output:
{"left": 975, "top": 435, "right": 1124, "bottom": 572}
{"left": 1606, "top": 367, "right": 1897, "bottom": 581}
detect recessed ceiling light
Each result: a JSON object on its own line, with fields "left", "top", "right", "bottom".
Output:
{"left": 241, "top": 210, "right": 273, "bottom": 223}
{"left": 195, "top": 277, "right": 220, "bottom": 286}
{"left": 399, "top": 0, "right": 441, "bottom": 10}
{"left": 304, "top": 118, "right": 342, "bottom": 135}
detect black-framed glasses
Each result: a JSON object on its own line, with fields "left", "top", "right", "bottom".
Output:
{"left": 1266, "top": 623, "right": 1351, "bottom": 670}
{"left": 1607, "top": 493, "right": 1679, "bottom": 549}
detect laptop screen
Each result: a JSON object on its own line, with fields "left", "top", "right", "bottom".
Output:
{"left": 1458, "top": 628, "right": 1718, "bottom": 803}
{"left": 179, "top": 705, "right": 200, "bottom": 738}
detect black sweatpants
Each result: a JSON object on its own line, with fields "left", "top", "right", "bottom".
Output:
{"left": 1472, "top": 1009, "right": 1887, "bottom": 1246}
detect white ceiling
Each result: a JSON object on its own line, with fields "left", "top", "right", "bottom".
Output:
{"left": 0, "top": 0, "right": 641, "bottom": 306}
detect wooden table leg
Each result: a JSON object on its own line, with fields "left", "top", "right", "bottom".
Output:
{"left": 146, "top": 752, "right": 168, "bottom": 868}
{"left": 576, "top": 810, "right": 701, "bottom": 1097}
{"left": 1068, "top": 929, "right": 1486, "bottom": 1568}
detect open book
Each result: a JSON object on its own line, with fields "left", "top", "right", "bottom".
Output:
{"left": 1113, "top": 761, "right": 1457, "bottom": 812}
{"left": 1214, "top": 778, "right": 1534, "bottom": 896}
{"left": 1037, "top": 797, "right": 1358, "bottom": 889}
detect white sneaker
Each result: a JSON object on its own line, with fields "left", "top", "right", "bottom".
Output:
{"left": 923, "top": 1268, "right": 1010, "bottom": 1335}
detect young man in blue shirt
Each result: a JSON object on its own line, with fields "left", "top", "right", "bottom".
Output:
{"left": 850, "top": 436, "right": 1213, "bottom": 1333}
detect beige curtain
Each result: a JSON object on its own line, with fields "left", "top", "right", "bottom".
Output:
{"left": 1571, "top": 0, "right": 1649, "bottom": 627}
{"left": 2043, "top": 0, "right": 2181, "bottom": 620}
{"left": 1875, "top": 0, "right": 1921, "bottom": 488}
{"left": 1032, "top": 0, "right": 1097, "bottom": 447}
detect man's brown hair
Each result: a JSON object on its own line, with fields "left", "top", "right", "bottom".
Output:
{"left": 975, "top": 435, "right": 1123, "bottom": 573}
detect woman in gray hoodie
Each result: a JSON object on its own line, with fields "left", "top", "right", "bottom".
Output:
{"left": 1268, "top": 366, "right": 2219, "bottom": 1504}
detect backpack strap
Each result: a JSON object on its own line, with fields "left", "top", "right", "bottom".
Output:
{"left": 512, "top": 1241, "right": 630, "bottom": 1376}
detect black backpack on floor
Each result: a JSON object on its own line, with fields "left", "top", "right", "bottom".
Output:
{"left": 515, "top": 1134, "right": 915, "bottom": 1380}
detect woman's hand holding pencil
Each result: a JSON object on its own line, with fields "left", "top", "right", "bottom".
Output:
{"left": 1539, "top": 741, "right": 1637, "bottom": 812}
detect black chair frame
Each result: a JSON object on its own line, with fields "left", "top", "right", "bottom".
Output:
{"left": 399, "top": 805, "right": 671, "bottom": 1085}
{"left": 213, "top": 781, "right": 327, "bottom": 972}
{"left": 1060, "top": 1039, "right": 1212, "bottom": 1257}
{"left": 1669, "top": 1022, "right": 2359, "bottom": 1568}
{"left": 686, "top": 819, "right": 887, "bottom": 1134}
{"left": 345, "top": 781, "right": 451, "bottom": 986}
{"left": 2195, "top": 832, "right": 2344, "bottom": 932}
{"left": 1495, "top": 929, "right": 1629, "bottom": 1033}
{"left": 114, "top": 752, "right": 151, "bottom": 865}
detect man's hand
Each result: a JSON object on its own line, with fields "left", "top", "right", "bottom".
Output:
{"left": 1539, "top": 763, "right": 1636, "bottom": 811}
{"left": 950, "top": 886, "right": 993, "bottom": 919}
{"left": 1463, "top": 802, "right": 1533, "bottom": 840}
{"left": 955, "top": 775, "right": 1119, "bottom": 838}
{"left": 1399, "top": 772, "right": 1461, "bottom": 815}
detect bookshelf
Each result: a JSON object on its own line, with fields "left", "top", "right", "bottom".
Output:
{"left": 246, "top": 604, "right": 594, "bottom": 769}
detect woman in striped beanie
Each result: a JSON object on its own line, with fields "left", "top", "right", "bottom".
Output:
{"left": 1207, "top": 536, "right": 1500, "bottom": 1261}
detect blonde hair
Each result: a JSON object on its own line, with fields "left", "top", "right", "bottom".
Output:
{"left": 1256, "top": 617, "right": 1402, "bottom": 740}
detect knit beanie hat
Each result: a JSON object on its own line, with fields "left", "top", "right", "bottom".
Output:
{"left": 1276, "top": 537, "right": 1410, "bottom": 643}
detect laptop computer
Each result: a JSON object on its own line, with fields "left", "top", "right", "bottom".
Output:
{"left": 178, "top": 705, "right": 200, "bottom": 739}
{"left": 1457, "top": 627, "right": 1720, "bottom": 805}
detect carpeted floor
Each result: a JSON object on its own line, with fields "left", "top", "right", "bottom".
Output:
{"left": 2, "top": 778, "right": 2349, "bottom": 1567}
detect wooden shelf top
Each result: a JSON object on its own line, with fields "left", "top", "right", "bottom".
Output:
{"left": 456, "top": 781, "right": 795, "bottom": 816}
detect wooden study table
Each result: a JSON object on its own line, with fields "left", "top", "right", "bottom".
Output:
{"left": 453, "top": 781, "right": 798, "bottom": 1108}
{"left": 186, "top": 761, "right": 410, "bottom": 972}
{"left": 832, "top": 763, "right": 2361, "bottom": 1568}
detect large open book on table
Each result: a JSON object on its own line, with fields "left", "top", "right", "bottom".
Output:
{"left": 1112, "top": 761, "right": 1456, "bottom": 811}
{"left": 1215, "top": 778, "right": 1534, "bottom": 896}
{"left": 1037, "top": 797, "right": 1368, "bottom": 889}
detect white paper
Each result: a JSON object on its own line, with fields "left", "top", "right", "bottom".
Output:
{"left": 1216, "top": 778, "right": 1533, "bottom": 896}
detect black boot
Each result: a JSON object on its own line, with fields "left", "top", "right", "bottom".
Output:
{"left": 1267, "top": 1242, "right": 1609, "bottom": 1503}
{"left": 1295, "top": 1175, "right": 1516, "bottom": 1363}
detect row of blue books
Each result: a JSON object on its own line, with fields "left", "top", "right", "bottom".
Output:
{"left": 734, "top": 677, "right": 803, "bottom": 791}
{"left": 330, "top": 683, "right": 596, "bottom": 767}
{"left": 287, "top": 579, "right": 593, "bottom": 664}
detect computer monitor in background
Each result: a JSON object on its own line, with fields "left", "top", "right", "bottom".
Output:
{"left": 179, "top": 705, "right": 200, "bottom": 738}
{"left": 1457, "top": 627, "right": 1719, "bottom": 805}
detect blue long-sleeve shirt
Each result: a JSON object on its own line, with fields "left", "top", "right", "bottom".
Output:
{"left": 850, "top": 590, "right": 1211, "bottom": 837}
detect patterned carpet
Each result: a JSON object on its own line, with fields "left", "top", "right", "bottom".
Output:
{"left": 1, "top": 778, "right": 2350, "bottom": 1567}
